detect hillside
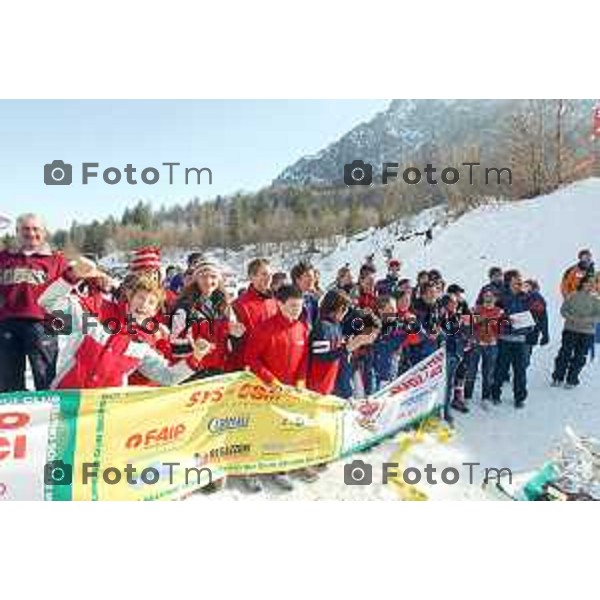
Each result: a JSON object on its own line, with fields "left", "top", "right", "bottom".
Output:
{"left": 211, "top": 178, "right": 600, "bottom": 500}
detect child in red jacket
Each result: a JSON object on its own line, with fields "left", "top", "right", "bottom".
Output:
{"left": 244, "top": 284, "right": 317, "bottom": 490}
{"left": 39, "top": 258, "right": 211, "bottom": 389}
{"left": 245, "top": 284, "right": 308, "bottom": 387}
{"left": 464, "top": 289, "right": 506, "bottom": 404}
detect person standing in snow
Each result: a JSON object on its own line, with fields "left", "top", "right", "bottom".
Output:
{"left": 438, "top": 284, "right": 471, "bottom": 419}
{"left": 232, "top": 258, "right": 278, "bottom": 366}
{"left": 171, "top": 261, "right": 245, "bottom": 379}
{"left": 372, "top": 295, "right": 406, "bottom": 389}
{"left": 290, "top": 260, "right": 319, "bottom": 329}
{"left": 0, "top": 213, "right": 70, "bottom": 392}
{"left": 523, "top": 278, "right": 550, "bottom": 367}
{"left": 413, "top": 270, "right": 430, "bottom": 300}
{"left": 561, "top": 249, "right": 595, "bottom": 298}
{"left": 464, "top": 289, "right": 506, "bottom": 406}
{"left": 357, "top": 271, "right": 377, "bottom": 311}
{"left": 270, "top": 271, "right": 288, "bottom": 294}
{"left": 423, "top": 227, "right": 433, "bottom": 246}
{"left": 410, "top": 281, "right": 442, "bottom": 364}
{"left": 490, "top": 270, "right": 536, "bottom": 408}
{"left": 375, "top": 258, "right": 402, "bottom": 298}
{"left": 307, "top": 289, "right": 374, "bottom": 396}
{"left": 332, "top": 265, "right": 358, "bottom": 300}
{"left": 244, "top": 284, "right": 317, "bottom": 490}
{"left": 552, "top": 275, "right": 600, "bottom": 388}
{"left": 476, "top": 267, "right": 504, "bottom": 305}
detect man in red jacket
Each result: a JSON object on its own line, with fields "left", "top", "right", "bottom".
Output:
{"left": 232, "top": 258, "right": 278, "bottom": 365}
{"left": 0, "top": 213, "right": 70, "bottom": 391}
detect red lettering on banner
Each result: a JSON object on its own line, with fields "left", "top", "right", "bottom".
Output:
{"left": 0, "top": 412, "right": 30, "bottom": 430}
{"left": 0, "top": 411, "right": 31, "bottom": 461}
{"left": 238, "top": 383, "right": 280, "bottom": 401}
{"left": 186, "top": 389, "right": 224, "bottom": 407}
{"left": 125, "top": 424, "right": 186, "bottom": 449}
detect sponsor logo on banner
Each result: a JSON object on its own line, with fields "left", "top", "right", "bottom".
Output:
{"left": 207, "top": 415, "right": 250, "bottom": 434}
{"left": 343, "top": 348, "right": 446, "bottom": 452}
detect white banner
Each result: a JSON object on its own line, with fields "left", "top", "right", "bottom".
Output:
{"left": 343, "top": 348, "right": 446, "bottom": 453}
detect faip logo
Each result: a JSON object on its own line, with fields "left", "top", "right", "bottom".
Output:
{"left": 43, "top": 160, "right": 213, "bottom": 186}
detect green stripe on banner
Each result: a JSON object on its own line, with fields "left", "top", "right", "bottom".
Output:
{"left": 43, "top": 390, "right": 80, "bottom": 501}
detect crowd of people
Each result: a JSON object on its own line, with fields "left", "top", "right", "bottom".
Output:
{"left": 1, "top": 212, "right": 600, "bottom": 492}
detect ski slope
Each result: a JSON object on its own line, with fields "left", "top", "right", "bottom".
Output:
{"left": 211, "top": 178, "right": 600, "bottom": 500}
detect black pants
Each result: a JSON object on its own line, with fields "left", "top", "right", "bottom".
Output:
{"left": 0, "top": 320, "right": 59, "bottom": 392}
{"left": 552, "top": 330, "right": 593, "bottom": 386}
{"left": 491, "top": 340, "right": 528, "bottom": 403}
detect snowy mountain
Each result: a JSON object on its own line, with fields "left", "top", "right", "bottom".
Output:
{"left": 275, "top": 99, "right": 596, "bottom": 186}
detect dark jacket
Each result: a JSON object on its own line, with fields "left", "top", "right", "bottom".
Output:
{"left": 525, "top": 290, "right": 549, "bottom": 345}
{"left": 307, "top": 317, "right": 347, "bottom": 395}
{"left": 496, "top": 286, "right": 536, "bottom": 343}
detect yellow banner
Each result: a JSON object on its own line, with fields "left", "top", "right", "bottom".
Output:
{"left": 0, "top": 349, "right": 445, "bottom": 500}
{"left": 72, "top": 372, "right": 346, "bottom": 500}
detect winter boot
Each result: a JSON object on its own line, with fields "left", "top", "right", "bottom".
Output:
{"left": 451, "top": 386, "right": 469, "bottom": 413}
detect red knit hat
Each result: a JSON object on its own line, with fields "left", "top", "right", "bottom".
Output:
{"left": 129, "top": 246, "right": 161, "bottom": 273}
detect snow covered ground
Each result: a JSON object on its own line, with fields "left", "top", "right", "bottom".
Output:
{"left": 206, "top": 178, "right": 600, "bottom": 500}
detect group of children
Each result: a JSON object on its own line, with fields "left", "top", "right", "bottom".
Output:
{"left": 322, "top": 261, "right": 550, "bottom": 419}
{"left": 45, "top": 248, "right": 557, "bottom": 426}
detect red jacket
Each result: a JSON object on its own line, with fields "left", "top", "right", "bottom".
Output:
{"left": 0, "top": 247, "right": 69, "bottom": 321}
{"left": 171, "top": 296, "right": 235, "bottom": 373}
{"left": 358, "top": 291, "right": 377, "bottom": 311}
{"left": 128, "top": 323, "right": 174, "bottom": 386}
{"left": 188, "top": 317, "right": 233, "bottom": 372}
{"left": 398, "top": 308, "right": 421, "bottom": 346}
{"left": 472, "top": 305, "right": 505, "bottom": 345}
{"left": 232, "top": 285, "right": 278, "bottom": 366}
{"left": 245, "top": 311, "right": 308, "bottom": 386}
{"left": 38, "top": 278, "right": 194, "bottom": 389}
{"left": 233, "top": 286, "right": 278, "bottom": 331}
